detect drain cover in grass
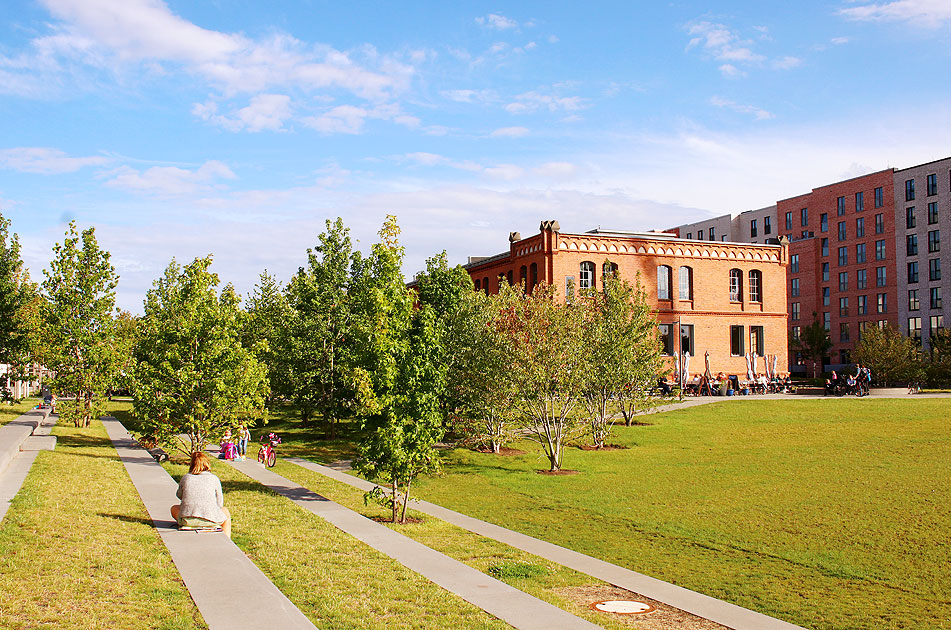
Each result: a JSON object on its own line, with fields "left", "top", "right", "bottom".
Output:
{"left": 589, "top": 600, "right": 655, "bottom": 615}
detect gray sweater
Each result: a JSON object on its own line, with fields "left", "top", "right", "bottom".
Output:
{"left": 176, "top": 472, "right": 226, "bottom": 523}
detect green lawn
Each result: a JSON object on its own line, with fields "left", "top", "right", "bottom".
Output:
{"left": 409, "top": 399, "right": 951, "bottom": 630}
{"left": 0, "top": 398, "right": 41, "bottom": 427}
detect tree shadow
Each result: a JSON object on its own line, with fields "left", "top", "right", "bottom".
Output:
{"left": 220, "top": 479, "right": 281, "bottom": 495}
{"left": 98, "top": 512, "right": 154, "bottom": 526}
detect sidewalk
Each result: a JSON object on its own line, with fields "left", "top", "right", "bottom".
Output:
{"left": 288, "top": 458, "right": 805, "bottom": 630}
{"left": 0, "top": 408, "right": 54, "bottom": 523}
{"left": 230, "top": 458, "right": 602, "bottom": 630}
{"left": 101, "top": 416, "right": 316, "bottom": 630}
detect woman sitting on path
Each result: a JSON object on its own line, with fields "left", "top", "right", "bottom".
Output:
{"left": 170, "top": 452, "right": 231, "bottom": 538}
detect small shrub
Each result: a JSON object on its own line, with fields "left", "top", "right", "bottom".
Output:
{"left": 487, "top": 561, "right": 549, "bottom": 580}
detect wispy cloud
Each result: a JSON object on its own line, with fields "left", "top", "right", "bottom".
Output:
{"left": 193, "top": 94, "right": 293, "bottom": 132}
{"left": 490, "top": 126, "right": 529, "bottom": 138}
{"left": 0, "top": 147, "right": 111, "bottom": 173}
{"left": 475, "top": 14, "right": 519, "bottom": 30}
{"left": 440, "top": 88, "right": 496, "bottom": 103}
{"left": 839, "top": 0, "right": 951, "bottom": 27}
{"left": 685, "top": 20, "right": 801, "bottom": 77}
{"left": 504, "top": 89, "right": 588, "bottom": 114}
{"left": 710, "top": 96, "right": 774, "bottom": 120}
{"left": 104, "top": 160, "right": 236, "bottom": 195}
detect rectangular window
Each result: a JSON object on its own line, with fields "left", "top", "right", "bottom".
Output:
{"left": 875, "top": 239, "right": 887, "bottom": 260}
{"left": 908, "top": 261, "right": 919, "bottom": 283}
{"left": 907, "top": 234, "right": 918, "bottom": 256}
{"left": 821, "top": 238, "right": 829, "bottom": 256}
{"left": 822, "top": 286, "right": 830, "bottom": 306}
{"left": 929, "top": 230, "right": 940, "bottom": 253}
{"left": 929, "top": 202, "right": 939, "bottom": 224}
{"left": 838, "top": 272, "right": 848, "bottom": 291}
{"left": 658, "top": 324, "right": 673, "bottom": 355}
{"left": 908, "top": 317, "right": 922, "bottom": 344}
{"left": 790, "top": 254, "right": 799, "bottom": 273}
{"left": 820, "top": 213, "right": 828, "bottom": 232}
{"left": 877, "top": 293, "right": 887, "bottom": 314}
{"left": 822, "top": 262, "right": 830, "bottom": 282}
{"left": 931, "top": 315, "right": 945, "bottom": 335}
{"left": 856, "top": 243, "right": 866, "bottom": 263}
{"left": 928, "top": 173, "right": 937, "bottom": 196}
{"left": 856, "top": 217, "right": 865, "bottom": 237}
{"left": 750, "top": 219, "right": 758, "bottom": 237}
{"left": 792, "top": 326, "right": 801, "bottom": 341}
{"left": 749, "top": 272, "right": 761, "bottom": 302}
{"left": 838, "top": 221, "right": 847, "bottom": 241}
{"left": 785, "top": 211, "right": 793, "bottom": 230}
{"left": 837, "top": 196, "right": 846, "bottom": 216}
{"left": 791, "top": 277, "right": 800, "bottom": 297}
{"left": 657, "top": 266, "right": 670, "bottom": 300}
{"left": 857, "top": 295, "right": 867, "bottom": 315}
{"left": 931, "top": 258, "right": 942, "bottom": 281}
{"left": 730, "top": 325, "right": 745, "bottom": 356}
{"left": 840, "top": 322, "right": 850, "bottom": 342}
{"left": 931, "top": 286, "right": 942, "bottom": 310}
{"left": 792, "top": 302, "right": 800, "bottom": 321}
{"left": 709, "top": 227, "right": 715, "bottom": 240}
{"left": 875, "top": 186, "right": 884, "bottom": 208}
{"left": 823, "top": 312, "right": 831, "bottom": 331}
{"left": 907, "top": 207, "right": 916, "bottom": 228}
{"left": 680, "top": 324, "right": 694, "bottom": 356}
{"left": 909, "top": 289, "right": 920, "bottom": 311}
{"left": 855, "top": 191, "right": 864, "bottom": 212}
{"left": 839, "top": 296, "right": 849, "bottom": 317}
{"left": 801, "top": 207, "right": 808, "bottom": 226}
{"left": 838, "top": 246, "right": 848, "bottom": 266}
{"left": 750, "top": 326, "right": 764, "bottom": 356}
{"left": 876, "top": 266, "right": 887, "bottom": 287}
{"left": 875, "top": 213, "right": 884, "bottom": 234}
{"left": 565, "top": 276, "right": 575, "bottom": 302}
{"left": 906, "top": 178, "right": 915, "bottom": 201}
{"left": 764, "top": 216, "right": 771, "bottom": 235}
{"left": 857, "top": 268, "right": 867, "bottom": 289}
{"left": 686, "top": 232, "right": 692, "bottom": 239}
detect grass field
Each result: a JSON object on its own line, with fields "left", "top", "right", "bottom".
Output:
{"left": 408, "top": 399, "right": 951, "bottom": 630}
{"left": 0, "top": 398, "right": 40, "bottom": 427}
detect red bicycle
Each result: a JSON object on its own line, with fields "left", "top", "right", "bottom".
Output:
{"left": 257, "top": 432, "right": 280, "bottom": 467}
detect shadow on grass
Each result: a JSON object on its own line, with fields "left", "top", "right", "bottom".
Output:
{"left": 98, "top": 512, "right": 154, "bottom": 526}
{"left": 220, "top": 479, "right": 280, "bottom": 495}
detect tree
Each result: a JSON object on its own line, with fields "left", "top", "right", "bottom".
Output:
{"left": 580, "top": 270, "right": 663, "bottom": 446}
{"left": 40, "top": 222, "right": 119, "bottom": 426}
{"left": 132, "top": 257, "right": 268, "bottom": 455}
{"left": 926, "top": 328, "right": 951, "bottom": 386}
{"left": 793, "top": 314, "right": 832, "bottom": 378}
{"left": 0, "top": 212, "right": 39, "bottom": 401}
{"left": 109, "top": 309, "right": 139, "bottom": 398}
{"left": 244, "top": 271, "right": 290, "bottom": 407}
{"left": 853, "top": 324, "right": 923, "bottom": 387}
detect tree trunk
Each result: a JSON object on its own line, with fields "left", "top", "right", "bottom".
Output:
{"left": 391, "top": 478, "right": 398, "bottom": 524}
{"left": 399, "top": 478, "right": 413, "bottom": 524}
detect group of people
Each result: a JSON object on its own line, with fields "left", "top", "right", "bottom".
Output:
{"left": 219, "top": 425, "right": 251, "bottom": 461}
{"left": 659, "top": 372, "right": 795, "bottom": 397}
{"left": 825, "top": 365, "right": 872, "bottom": 397}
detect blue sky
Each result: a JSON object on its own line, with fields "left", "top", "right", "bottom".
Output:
{"left": 2, "top": 0, "right": 950, "bottom": 311}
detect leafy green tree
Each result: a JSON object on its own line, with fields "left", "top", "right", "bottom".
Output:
{"left": 0, "top": 212, "right": 39, "bottom": 401}
{"left": 109, "top": 309, "right": 139, "bottom": 398}
{"left": 40, "top": 222, "right": 119, "bottom": 426}
{"left": 926, "top": 329, "right": 951, "bottom": 386}
{"left": 133, "top": 257, "right": 268, "bottom": 455}
{"left": 854, "top": 324, "right": 924, "bottom": 387}
{"left": 244, "top": 271, "right": 290, "bottom": 407}
{"left": 793, "top": 314, "right": 833, "bottom": 378}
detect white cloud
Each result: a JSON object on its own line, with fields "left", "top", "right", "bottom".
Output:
{"left": 771, "top": 56, "right": 803, "bottom": 70}
{"left": 533, "top": 162, "right": 577, "bottom": 178}
{"left": 193, "top": 94, "right": 293, "bottom": 132}
{"left": 302, "top": 105, "right": 368, "bottom": 134}
{"left": 504, "top": 90, "right": 588, "bottom": 114}
{"left": 685, "top": 20, "right": 801, "bottom": 76}
{"left": 475, "top": 14, "right": 519, "bottom": 30}
{"left": 403, "top": 152, "right": 446, "bottom": 166}
{"left": 831, "top": 36, "right": 851, "bottom": 44}
{"left": 718, "top": 64, "right": 745, "bottom": 78}
{"left": 710, "top": 96, "right": 774, "bottom": 120}
{"left": 483, "top": 164, "right": 525, "bottom": 180}
{"left": 105, "top": 160, "right": 236, "bottom": 195}
{"left": 0, "top": 147, "right": 111, "bottom": 173}
{"left": 839, "top": 0, "right": 951, "bottom": 27}
{"left": 490, "top": 126, "right": 530, "bottom": 138}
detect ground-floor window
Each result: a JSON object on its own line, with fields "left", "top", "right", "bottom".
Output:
{"left": 750, "top": 325, "right": 764, "bottom": 356}
{"left": 730, "top": 325, "right": 745, "bottom": 356}
{"left": 680, "top": 324, "right": 694, "bottom": 356}
{"left": 658, "top": 324, "right": 673, "bottom": 355}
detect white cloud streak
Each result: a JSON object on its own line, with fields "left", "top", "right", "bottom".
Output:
{"left": 475, "top": 14, "right": 519, "bottom": 30}
{"left": 0, "top": 147, "right": 111, "bottom": 173}
{"left": 490, "top": 126, "right": 529, "bottom": 137}
{"left": 104, "top": 160, "right": 236, "bottom": 195}
{"left": 839, "top": 0, "right": 951, "bottom": 27}
{"left": 710, "top": 96, "right": 774, "bottom": 120}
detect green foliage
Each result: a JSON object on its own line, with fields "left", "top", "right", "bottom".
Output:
{"left": 853, "top": 324, "right": 923, "bottom": 386}
{"left": 0, "top": 212, "right": 38, "bottom": 401}
{"left": 40, "top": 222, "right": 119, "bottom": 426}
{"left": 926, "top": 329, "right": 951, "bottom": 386}
{"left": 793, "top": 314, "right": 833, "bottom": 377}
{"left": 244, "top": 271, "right": 290, "bottom": 406}
{"left": 486, "top": 561, "right": 550, "bottom": 580}
{"left": 132, "top": 256, "right": 268, "bottom": 454}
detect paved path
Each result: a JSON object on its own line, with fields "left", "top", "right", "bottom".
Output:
{"left": 288, "top": 458, "right": 805, "bottom": 630}
{"left": 0, "top": 408, "right": 54, "bottom": 523}
{"left": 101, "top": 417, "right": 316, "bottom": 630}
{"left": 230, "top": 458, "right": 601, "bottom": 630}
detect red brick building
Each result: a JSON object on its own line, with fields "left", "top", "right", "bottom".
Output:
{"left": 463, "top": 221, "right": 789, "bottom": 377}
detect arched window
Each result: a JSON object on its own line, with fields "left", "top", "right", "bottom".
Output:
{"left": 506, "top": 269, "right": 514, "bottom": 286}
{"left": 483, "top": 277, "right": 489, "bottom": 294}
{"left": 529, "top": 263, "right": 538, "bottom": 292}
{"left": 579, "top": 261, "right": 595, "bottom": 290}
{"left": 602, "top": 261, "right": 618, "bottom": 284}
{"left": 519, "top": 265, "right": 528, "bottom": 290}
{"left": 474, "top": 278, "right": 481, "bottom": 291}
{"left": 678, "top": 266, "right": 693, "bottom": 300}
{"left": 749, "top": 269, "right": 762, "bottom": 302}
{"left": 729, "top": 269, "right": 743, "bottom": 302}
{"left": 657, "top": 265, "right": 672, "bottom": 300}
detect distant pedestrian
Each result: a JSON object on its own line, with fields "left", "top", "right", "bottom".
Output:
{"left": 237, "top": 424, "right": 250, "bottom": 461}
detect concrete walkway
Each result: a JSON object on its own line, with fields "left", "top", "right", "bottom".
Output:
{"left": 230, "top": 458, "right": 601, "bottom": 630}
{"left": 288, "top": 458, "right": 805, "bottom": 630}
{"left": 101, "top": 417, "right": 316, "bottom": 630}
{"left": 0, "top": 408, "right": 54, "bottom": 523}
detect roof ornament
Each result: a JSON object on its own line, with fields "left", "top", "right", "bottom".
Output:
{"left": 539, "top": 220, "right": 561, "bottom": 232}
{"left": 509, "top": 232, "right": 521, "bottom": 242}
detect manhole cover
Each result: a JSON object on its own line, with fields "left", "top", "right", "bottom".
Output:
{"left": 589, "top": 600, "right": 655, "bottom": 615}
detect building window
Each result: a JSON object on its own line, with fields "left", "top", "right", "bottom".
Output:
{"left": 579, "top": 261, "right": 595, "bottom": 290}
{"left": 838, "top": 221, "right": 847, "bottom": 241}
{"left": 800, "top": 208, "right": 808, "bottom": 227}
{"left": 790, "top": 254, "right": 799, "bottom": 273}
{"left": 928, "top": 173, "right": 937, "bottom": 196}
{"left": 840, "top": 322, "right": 850, "bottom": 342}
{"left": 709, "top": 227, "right": 715, "bottom": 240}
{"left": 909, "top": 317, "right": 922, "bottom": 344}
{"left": 822, "top": 286, "right": 831, "bottom": 306}
{"left": 838, "top": 272, "right": 849, "bottom": 292}
{"left": 931, "top": 287, "right": 943, "bottom": 310}
{"left": 820, "top": 213, "right": 828, "bottom": 233}
{"left": 855, "top": 191, "right": 864, "bottom": 212}
{"left": 792, "top": 302, "right": 801, "bottom": 320}
{"left": 679, "top": 266, "right": 693, "bottom": 300}
{"left": 856, "top": 217, "right": 865, "bottom": 238}
{"left": 730, "top": 325, "right": 745, "bottom": 356}
{"left": 764, "top": 216, "right": 772, "bottom": 235}
{"left": 686, "top": 232, "right": 692, "bottom": 239}
{"left": 875, "top": 186, "right": 884, "bottom": 208}
{"left": 658, "top": 324, "right": 673, "bottom": 355}
{"left": 483, "top": 277, "right": 489, "bottom": 295}
{"left": 837, "top": 196, "right": 846, "bottom": 216}
{"left": 907, "top": 234, "right": 919, "bottom": 256}
{"left": 877, "top": 293, "right": 887, "bottom": 314}
{"left": 929, "top": 202, "right": 939, "bottom": 225}
{"left": 909, "top": 289, "right": 920, "bottom": 311}
{"left": 906, "top": 207, "right": 916, "bottom": 229}
{"left": 750, "top": 219, "right": 758, "bottom": 237}
{"left": 785, "top": 211, "right": 793, "bottom": 230}
{"left": 856, "top": 243, "right": 867, "bottom": 263}
{"left": 908, "top": 261, "right": 919, "bottom": 283}
{"left": 729, "top": 269, "right": 742, "bottom": 302}
{"left": 791, "top": 278, "right": 800, "bottom": 297}
{"left": 680, "top": 324, "right": 694, "bottom": 355}
{"left": 838, "top": 246, "right": 848, "bottom": 266}
{"left": 929, "top": 230, "right": 941, "bottom": 253}
{"left": 519, "top": 265, "right": 528, "bottom": 289}
{"left": 875, "top": 213, "right": 884, "bottom": 234}
{"left": 839, "top": 296, "right": 849, "bottom": 317}
{"left": 875, "top": 239, "right": 887, "bottom": 260}
{"left": 602, "top": 261, "right": 618, "bottom": 284}
{"left": 474, "top": 278, "right": 481, "bottom": 291}
{"left": 750, "top": 326, "right": 764, "bottom": 356}
{"left": 857, "top": 269, "right": 867, "bottom": 289}
{"left": 931, "top": 315, "right": 945, "bottom": 336}
{"left": 857, "top": 295, "right": 867, "bottom": 315}
{"left": 749, "top": 270, "right": 762, "bottom": 302}
{"left": 657, "top": 265, "right": 671, "bottom": 300}
{"left": 792, "top": 326, "right": 801, "bottom": 341}
{"left": 822, "top": 262, "right": 830, "bottom": 282}
{"left": 821, "top": 238, "right": 829, "bottom": 257}
{"left": 507, "top": 270, "right": 514, "bottom": 285}
{"left": 823, "top": 312, "right": 831, "bottom": 331}
{"left": 930, "top": 258, "right": 942, "bottom": 281}
{"left": 565, "top": 276, "right": 575, "bottom": 301}
{"left": 530, "top": 263, "right": 538, "bottom": 292}
{"left": 905, "top": 178, "right": 915, "bottom": 201}
{"left": 876, "top": 266, "right": 887, "bottom": 287}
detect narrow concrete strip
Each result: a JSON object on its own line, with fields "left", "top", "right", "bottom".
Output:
{"left": 231, "top": 458, "right": 602, "bottom": 630}
{"left": 20, "top": 436, "right": 56, "bottom": 451}
{"left": 289, "top": 458, "right": 804, "bottom": 630}
{"left": 0, "top": 409, "right": 50, "bottom": 476}
{"left": 0, "top": 449, "right": 39, "bottom": 523}
{"left": 101, "top": 417, "right": 316, "bottom": 630}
